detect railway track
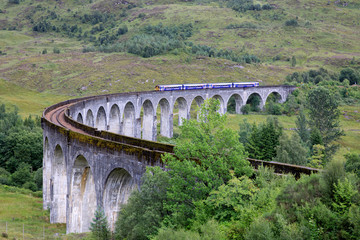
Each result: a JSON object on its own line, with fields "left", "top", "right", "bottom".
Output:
{"left": 43, "top": 97, "right": 319, "bottom": 177}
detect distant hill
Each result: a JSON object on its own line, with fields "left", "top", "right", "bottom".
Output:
{"left": 0, "top": 0, "right": 359, "bottom": 111}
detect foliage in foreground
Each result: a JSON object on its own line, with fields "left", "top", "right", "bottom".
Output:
{"left": 115, "top": 98, "right": 360, "bottom": 240}
{"left": 0, "top": 104, "right": 43, "bottom": 191}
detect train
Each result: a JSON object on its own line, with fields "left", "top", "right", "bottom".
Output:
{"left": 155, "top": 82, "right": 259, "bottom": 91}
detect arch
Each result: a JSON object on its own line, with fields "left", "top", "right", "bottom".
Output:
{"left": 86, "top": 109, "right": 94, "bottom": 127}
{"left": 103, "top": 168, "right": 135, "bottom": 231}
{"left": 157, "top": 98, "right": 172, "bottom": 138}
{"left": 190, "top": 96, "right": 204, "bottom": 121}
{"left": 69, "top": 155, "right": 96, "bottom": 233}
{"left": 109, "top": 104, "right": 121, "bottom": 134}
{"left": 174, "top": 97, "right": 188, "bottom": 126}
{"left": 43, "top": 137, "right": 51, "bottom": 210}
{"left": 227, "top": 94, "right": 243, "bottom": 114}
{"left": 141, "top": 100, "right": 155, "bottom": 141}
{"left": 212, "top": 95, "right": 225, "bottom": 114}
{"left": 265, "top": 91, "right": 283, "bottom": 103}
{"left": 76, "top": 113, "right": 83, "bottom": 124}
{"left": 50, "top": 144, "right": 67, "bottom": 223}
{"left": 123, "top": 102, "right": 135, "bottom": 137}
{"left": 246, "top": 92, "right": 264, "bottom": 112}
{"left": 96, "top": 106, "right": 107, "bottom": 131}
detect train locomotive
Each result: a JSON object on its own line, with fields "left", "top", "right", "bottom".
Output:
{"left": 155, "top": 82, "right": 259, "bottom": 91}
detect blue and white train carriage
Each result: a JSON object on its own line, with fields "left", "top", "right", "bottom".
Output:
{"left": 155, "top": 82, "right": 259, "bottom": 91}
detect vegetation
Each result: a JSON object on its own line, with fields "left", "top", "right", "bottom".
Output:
{"left": 0, "top": 104, "right": 43, "bottom": 191}
{"left": 114, "top": 100, "right": 360, "bottom": 240}
{"left": 0, "top": 0, "right": 359, "bottom": 237}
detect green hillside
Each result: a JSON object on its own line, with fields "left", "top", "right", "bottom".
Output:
{"left": 1, "top": 0, "right": 359, "bottom": 104}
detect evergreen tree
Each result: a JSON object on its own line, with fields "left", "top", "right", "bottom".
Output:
{"left": 306, "top": 87, "right": 344, "bottom": 160}
{"left": 273, "top": 133, "right": 308, "bottom": 166}
{"left": 295, "top": 107, "right": 310, "bottom": 145}
{"left": 246, "top": 117, "right": 283, "bottom": 161}
{"left": 90, "top": 206, "right": 110, "bottom": 240}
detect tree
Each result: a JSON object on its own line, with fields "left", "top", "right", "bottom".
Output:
{"left": 344, "top": 153, "right": 360, "bottom": 178}
{"left": 295, "top": 107, "right": 310, "bottom": 145}
{"left": 273, "top": 133, "right": 308, "bottom": 166}
{"left": 162, "top": 98, "right": 253, "bottom": 227}
{"left": 339, "top": 68, "right": 359, "bottom": 85}
{"left": 90, "top": 206, "right": 110, "bottom": 240}
{"left": 291, "top": 56, "right": 297, "bottom": 67}
{"left": 306, "top": 86, "right": 344, "bottom": 160}
{"left": 115, "top": 167, "right": 170, "bottom": 240}
{"left": 115, "top": 99, "right": 253, "bottom": 237}
{"left": 246, "top": 117, "right": 283, "bottom": 161}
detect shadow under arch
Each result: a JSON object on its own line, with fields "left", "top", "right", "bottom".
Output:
{"left": 157, "top": 98, "right": 172, "bottom": 138}
{"left": 190, "top": 96, "right": 204, "bottom": 121}
{"left": 173, "top": 97, "right": 188, "bottom": 126}
{"left": 96, "top": 106, "right": 107, "bottom": 131}
{"left": 69, "top": 155, "right": 96, "bottom": 233}
{"left": 76, "top": 113, "right": 83, "bottom": 124}
{"left": 246, "top": 92, "right": 264, "bottom": 111}
{"left": 103, "top": 168, "right": 136, "bottom": 231}
{"left": 123, "top": 102, "right": 135, "bottom": 137}
{"left": 109, "top": 104, "right": 121, "bottom": 134}
{"left": 86, "top": 109, "right": 94, "bottom": 127}
{"left": 51, "top": 144, "right": 67, "bottom": 223}
{"left": 141, "top": 100, "right": 155, "bottom": 141}
{"left": 227, "top": 93, "right": 243, "bottom": 114}
{"left": 212, "top": 95, "right": 225, "bottom": 114}
{"left": 43, "top": 137, "right": 51, "bottom": 210}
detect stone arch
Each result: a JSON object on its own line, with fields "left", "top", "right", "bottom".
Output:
{"left": 174, "top": 97, "right": 188, "bottom": 126}
{"left": 109, "top": 104, "right": 121, "bottom": 134}
{"left": 190, "top": 96, "right": 204, "bottom": 121}
{"left": 227, "top": 94, "right": 243, "bottom": 114}
{"left": 246, "top": 92, "right": 264, "bottom": 111}
{"left": 157, "top": 98, "right": 172, "bottom": 138}
{"left": 96, "top": 106, "right": 107, "bottom": 131}
{"left": 43, "top": 137, "right": 51, "bottom": 210}
{"left": 265, "top": 91, "right": 283, "bottom": 103}
{"left": 51, "top": 144, "right": 67, "bottom": 223}
{"left": 212, "top": 95, "right": 225, "bottom": 114}
{"left": 123, "top": 102, "right": 135, "bottom": 137}
{"left": 69, "top": 155, "right": 96, "bottom": 233}
{"left": 76, "top": 113, "right": 83, "bottom": 124}
{"left": 86, "top": 109, "right": 94, "bottom": 127}
{"left": 141, "top": 100, "right": 156, "bottom": 141}
{"left": 103, "top": 168, "right": 135, "bottom": 231}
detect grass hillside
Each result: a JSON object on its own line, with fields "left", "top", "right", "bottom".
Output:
{"left": 1, "top": 0, "right": 359, "bottom": 109}
{"left": 0, "top": 185, "right": 67, "bottom": 239}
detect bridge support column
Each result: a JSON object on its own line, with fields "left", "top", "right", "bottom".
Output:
{"left": 135, "top": 118, "right": 141, "bottom": 139}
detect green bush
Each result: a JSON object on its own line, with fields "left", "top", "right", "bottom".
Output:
{"left": 241, "top": 104, "right": 251, "bottom": 114}
{"left": 285, "top": 19, "right": 299, "bottom": 27}
{"left": 244, "top": 217, "right": 275, "bottom": 240}
{"left": 345, "top": 153, "right": 360, "bottom": 178}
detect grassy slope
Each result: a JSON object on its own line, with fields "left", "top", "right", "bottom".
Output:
{"left": 0, "top": 185, "right": 67, "bottom": 239}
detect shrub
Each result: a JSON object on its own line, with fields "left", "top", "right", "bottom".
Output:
{"left": 53, "top": 47, "right": 60, "bottom": 54}
{"left": 285, "top": 19, "right": 298, "bottom": 27}
{"left": 241, "top": 104, "right": 251, "bottom": 114}
{"left": 244, "top": 217, "right": 275, "bottom": 240}
{"left": 345, "top": 153, "right": 360, "bottom": 178}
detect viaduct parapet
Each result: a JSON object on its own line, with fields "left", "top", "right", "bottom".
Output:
{"left": 43, "top": 85, "right": 314, "bottom": 233}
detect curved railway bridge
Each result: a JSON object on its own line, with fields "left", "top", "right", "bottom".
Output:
{"left": 42, "top": 85, "right": 317, "bottom": 233}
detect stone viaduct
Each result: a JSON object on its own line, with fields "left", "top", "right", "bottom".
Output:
{"left": 43, "top": 85, "right": 315, "bottom": 234}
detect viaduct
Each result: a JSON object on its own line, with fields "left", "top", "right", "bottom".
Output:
{"left": 42, "top": 85, "right": 316, "bottom": 233}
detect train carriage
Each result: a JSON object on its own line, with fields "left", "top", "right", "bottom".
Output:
{"left": 155, "top": 82, "right": 259, "bottom": 91}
